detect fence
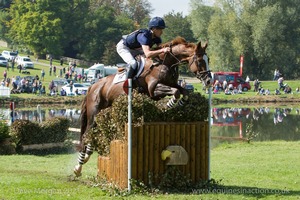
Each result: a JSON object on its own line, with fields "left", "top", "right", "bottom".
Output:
{"left": 98, "top": 121, "right": 209, "bottom": 189}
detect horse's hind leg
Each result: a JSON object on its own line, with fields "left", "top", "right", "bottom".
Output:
{"left": 74, "top": 143, "right": 94, "bottom": 177}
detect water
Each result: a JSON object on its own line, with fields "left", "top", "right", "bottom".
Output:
{"left": 211, "top": 106, "right": 300, "bottom": 148}
{"left": 0, "top": 106, "right": 81, "bottom": 128}
{"left": 1, "top": 105, "right": 299, "bottom": 148}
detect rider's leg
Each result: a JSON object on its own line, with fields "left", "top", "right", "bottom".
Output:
{"left": 127, "top": 61, "right": 138, "bottom": 79}
{"left": 116, "top": 39, "right": 141, "bottom": 79}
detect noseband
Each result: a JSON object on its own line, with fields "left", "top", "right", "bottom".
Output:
{"left": 188, "top": 54, "right": 211, "bottom": 82}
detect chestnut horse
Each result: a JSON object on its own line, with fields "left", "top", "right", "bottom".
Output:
{"left": 73, "top": 37, "right": 211, "bottom": 176}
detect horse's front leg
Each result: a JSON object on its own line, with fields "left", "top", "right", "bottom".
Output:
{"left": 177, "top": 86, "right": 189, "bottom": 106}
{"left": 153, "top": 84, "right": 181, "bottom": 108}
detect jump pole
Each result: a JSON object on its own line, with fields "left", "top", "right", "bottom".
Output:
{"left": 127, "top": 79, "right": 133, "bottom": 191}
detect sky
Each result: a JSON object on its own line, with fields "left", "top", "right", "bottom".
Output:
{"left": 148, "top": 0, "right": 215, "bottom": 17}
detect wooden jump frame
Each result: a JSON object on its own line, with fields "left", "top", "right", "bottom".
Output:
{"left": 97, "top": 121, "right": 209, "bottom": 189}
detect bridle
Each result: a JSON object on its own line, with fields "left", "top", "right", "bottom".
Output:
{"left": 160, "top": 44, "right": 212, "bottom": 83}
{"left": 188, "top": 54, "right": 211, "bottom": 82}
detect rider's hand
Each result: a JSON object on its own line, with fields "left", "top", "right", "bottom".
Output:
{"left": 162, "top": 47, "right": 170, "bottom": 53}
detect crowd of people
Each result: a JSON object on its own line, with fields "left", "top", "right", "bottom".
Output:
{"left": 1, "top": 56, "right": 88, "bottom": 96}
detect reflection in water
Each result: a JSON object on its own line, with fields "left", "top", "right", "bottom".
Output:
{"left": 1, "top": 107, "right": 81, "bottom": 128}
{"left": 211, "top": 107, "right": 300, "bottom": 148}
{"left": 1, "top": 106, "right": 300, "bottom": 145}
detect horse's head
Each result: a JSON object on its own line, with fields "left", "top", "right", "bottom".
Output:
{"left": 187, "top": 41, "right": 212, "bottom": 87}
{"left": 158, "top": 37, "right": 212, "bottom": 87}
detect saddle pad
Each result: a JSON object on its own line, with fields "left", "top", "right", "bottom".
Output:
{"left": 112, "top": 57, "right": 146, "bottom": 84}
{"left": 113, "top": 71, "right": 127, "bottom": 84}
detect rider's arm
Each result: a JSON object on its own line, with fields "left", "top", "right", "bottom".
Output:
{"left": 142, "top": 45, "right": 170, "bottom": 58}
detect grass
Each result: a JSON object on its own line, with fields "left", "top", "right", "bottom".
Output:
{"left": 192, "top": 80, "right": 300, "bottom": 103}
{"left": 1, "top": 141, "right": 300, "bottom": 199}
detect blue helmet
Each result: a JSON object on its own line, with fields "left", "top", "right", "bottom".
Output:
{"left": 148, "top": 17, "right": 166, "bottom": 29}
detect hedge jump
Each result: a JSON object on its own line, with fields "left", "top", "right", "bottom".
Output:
{"left": 97, "top": 121, "right": 209, "bottom": 189}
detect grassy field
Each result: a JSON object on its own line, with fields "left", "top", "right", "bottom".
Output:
{"left": 0, "top": 141, "right": 299, "bottom": 199}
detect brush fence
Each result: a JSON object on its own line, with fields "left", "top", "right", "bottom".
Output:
{"left": 97, "top": 122, "right": 209, "bottom": 189}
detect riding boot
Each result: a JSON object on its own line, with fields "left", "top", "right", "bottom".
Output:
{"left": 127, "top": 67, "right": 135, "bottom": 79}
{"left": 127, "top": 62, "right": 138, "bottom": 79}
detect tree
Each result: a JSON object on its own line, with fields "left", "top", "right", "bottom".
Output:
{"left": 162, "top": 12, "right": 195, "bottom": 43}
{"left": 7, "top": 0, "right": 69, "bottom": 57}
{"left": 188, "top": 0, "right": 215, "bottom": 40}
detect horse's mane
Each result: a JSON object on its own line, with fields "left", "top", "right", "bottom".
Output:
{"left": 160, "top": 36, "right": 196, "bottom": 48}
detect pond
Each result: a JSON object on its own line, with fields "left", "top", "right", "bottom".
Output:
{"left": 1, "top": 105, "right": 300, "bottom": 148}
{"left": 211, "top": 106, "right": 300, "bottom": 148}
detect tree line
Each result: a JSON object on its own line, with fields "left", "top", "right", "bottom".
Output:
{"left": 1, "top": 0, "right": 300, "bottom": 80}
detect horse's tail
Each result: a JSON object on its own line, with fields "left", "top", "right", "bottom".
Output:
{"left": 78, "top": 95, "right": 88, "bottom": 151}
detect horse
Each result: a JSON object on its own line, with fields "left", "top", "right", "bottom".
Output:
{"left": 73, "top": 37, "right": 212, "bottom": 176}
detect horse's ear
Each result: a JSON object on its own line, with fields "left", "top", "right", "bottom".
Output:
{"left": 196, "top": 41, "right": 202, "bottom": 51}
{"left": 202, "top": 40, "right": 208, "bottom": 50}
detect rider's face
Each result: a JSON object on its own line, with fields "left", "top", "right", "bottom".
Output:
{"left": 152, "top": 28, "right": 163, "bottom": 37}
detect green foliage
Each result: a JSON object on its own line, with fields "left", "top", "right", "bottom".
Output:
{"left": 9, "top": 117, "right": 70, "bottom": 151}
{"left": 0, "top": 120, "right": 9, "bottom": 141}
{"left": 163, "top": 12, "right": 195, "bottom": 43}
{"left": 85, "top": 91, "right": 208, "bottom": 155}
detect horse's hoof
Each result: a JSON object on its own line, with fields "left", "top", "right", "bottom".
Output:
{"left": 73, "top": 165, "right": 82, "bottom": 177}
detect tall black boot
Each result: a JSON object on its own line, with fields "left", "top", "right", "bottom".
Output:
{"left": 127, "top": 67, "right": 134, "bottom": 79}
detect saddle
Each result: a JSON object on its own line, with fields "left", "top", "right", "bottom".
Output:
{"left": 113, "top": 56, "right": 147, "bottom": 84}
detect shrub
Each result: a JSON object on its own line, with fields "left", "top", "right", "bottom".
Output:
{"left": 10, "top": 117, "right": 70, "bottom": 151}
{"left": 0, "top": 121, "right": 10, "bottom": 142}
{"left": 84, "top": 91, "right": 208, "bottom": 156}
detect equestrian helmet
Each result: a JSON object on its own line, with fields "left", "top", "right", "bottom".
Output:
{"left": 148, "top": 17, "right": 166, "bottom": 29}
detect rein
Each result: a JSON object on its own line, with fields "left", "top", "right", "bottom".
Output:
{"left": 161, "top": 43, "right": 182, "bottom": 68}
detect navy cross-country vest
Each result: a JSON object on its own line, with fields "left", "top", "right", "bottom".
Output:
{"left": 124, "top": 29, "right": 149, "bottom": 49}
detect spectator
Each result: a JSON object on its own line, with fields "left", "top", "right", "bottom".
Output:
{"left": 265, "top": 88, "right": 270, "bottom": 95}
{"left": 18, "top": 64, "right": 22, "bottom": 73}
{"left": 41, "top": 69, "right": 45, "bottom": 81}
{"left": 53, "top": 66, "right": 56, "bottom": 76}
{"left": 245, "top": 75, "right": 250, "bottom": 83}
{"left": 232, "top": 87, "right": 238, "bottom": 95}
{"left": 11, "top": 58, "right": 15, "bottom": 71}
{"left": 75, "top": 89, "right": 80, "bottom": 95}
{"left": 3, "top": 70, "right": 7, "bottom": 80}
{"left": 224, "top": 87, "right": 231, "bottom": 95}
{"left": 60, "top": 88, "right": 66, "bottom": 96}
{"left": 222, "top": 80, "right": 227, "bottom": 91}
{"left": 259, "top": 87, "right": 265, "bottom": 95}
{"left": 49, "top": 80, "right": 55, "bottom": 94}
{"left": 284, "top": 86, "right": 292, "bottom": 94}
{"left": 49, "top": 66, "right": 52, "bottom": 76}
{"left": 60, "top": 57, "right": 63, "bottom": 66}
{"left": 39, "top": 86, "right": 46, "bottom": 95}
{"left": 213, "top": 80, "right": 220, "bottom": 92}
{"left": 70, "top": 80, "right": 74, "bottom": 93}
{"left": 278, "top": 77, "right": 284, "bottom": 90}
{"left": 273, "top": 69, "right": 278, "bottom": 81}
{"left": 296, "top": 87, "right": 299, "bottom": 93}
{"left": 253, "top": 79, "right": 260, "bottom": 92}
{"left": 275, "top": 88, "right": 281, "bottom": 95}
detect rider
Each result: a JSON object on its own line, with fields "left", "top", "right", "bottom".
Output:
{"left": 116, "top": 16, "right": 170, "bottom": 79}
